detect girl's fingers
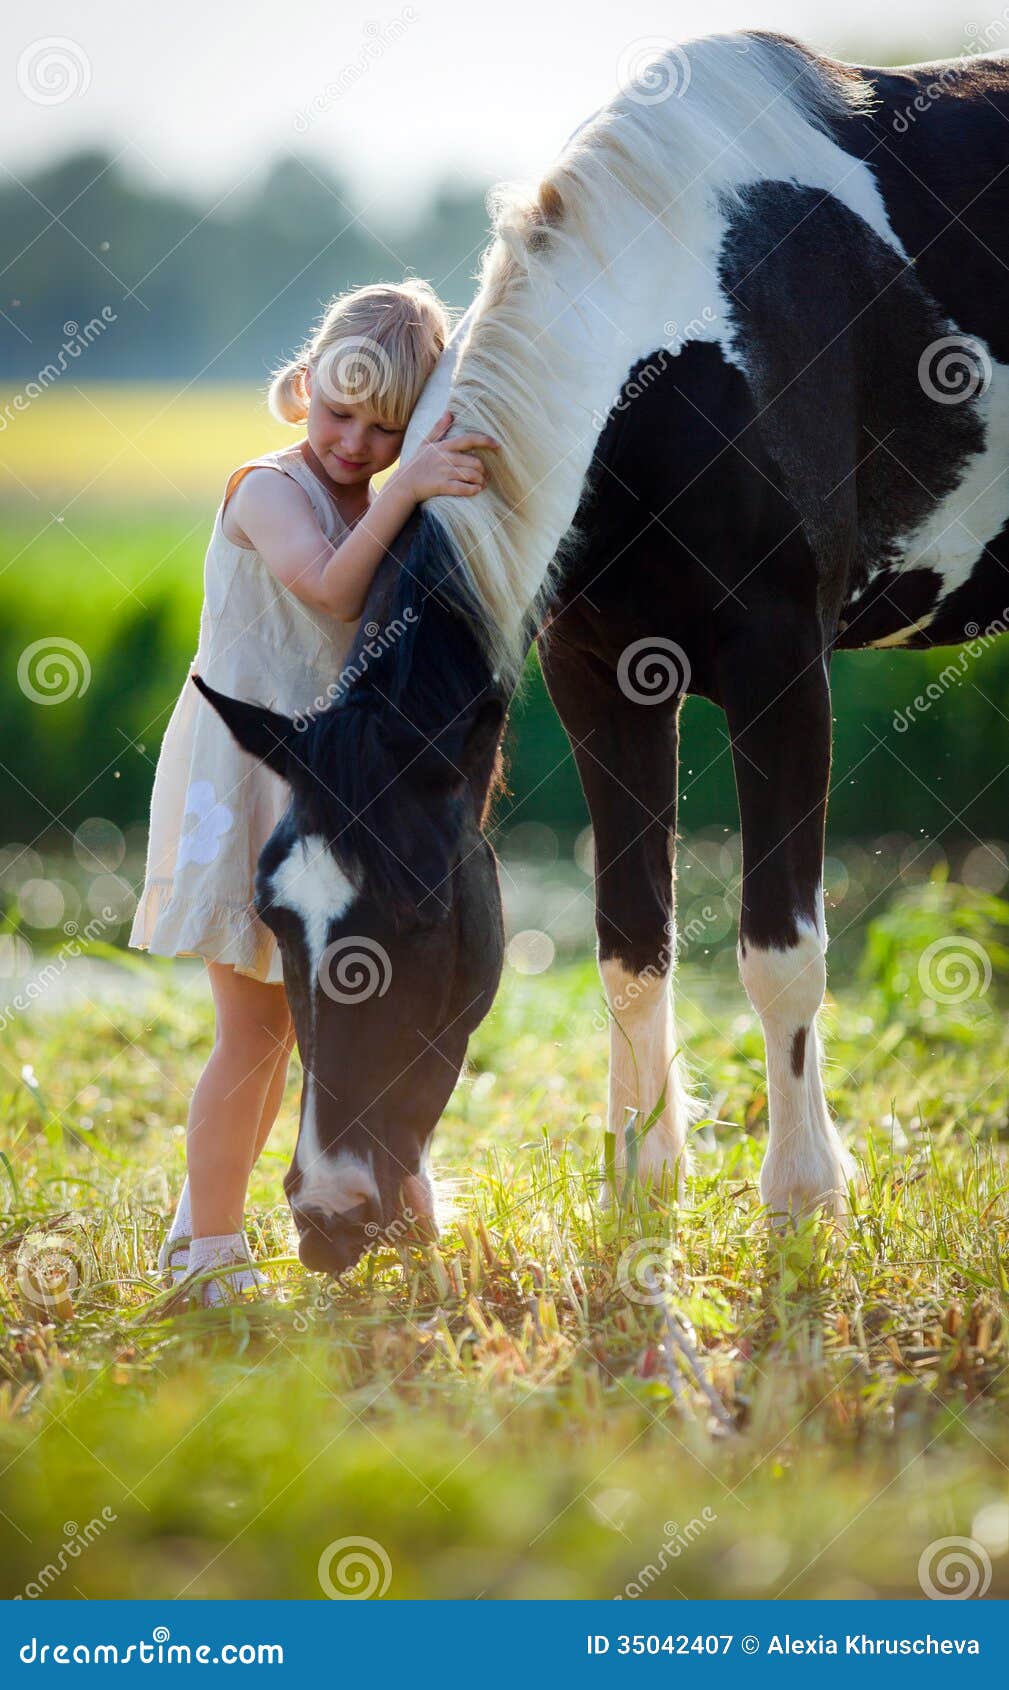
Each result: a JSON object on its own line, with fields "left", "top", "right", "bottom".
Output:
{"left": 423, "top": 409, "right": 454, "bottom": 442}
{"left": 449, "top": 433, "right": 500, "bottom": 450}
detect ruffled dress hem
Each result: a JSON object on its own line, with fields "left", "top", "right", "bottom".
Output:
{"left": 128, "top": 876, "right": 283, "bottom": 986}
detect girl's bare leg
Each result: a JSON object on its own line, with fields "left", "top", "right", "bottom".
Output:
{"left": 187, "top": 961, "right": 293, "bottom": 1238}
{"left": 250, "top": 1017, "right": 297, "bottom": 1166}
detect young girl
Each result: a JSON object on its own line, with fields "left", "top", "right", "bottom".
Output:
{"left": 128, "top": 279, "right": 499, "bottom": 1304}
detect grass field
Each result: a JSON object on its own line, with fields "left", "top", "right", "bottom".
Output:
{"left": 1, "top": 889, "right": 1007, "bottom": 1602}
{"left": 2, "top": 386, "right": 1008, "bottom": 1600}
{"left": 1, "top": 385, "right": 296, "bottom": 507}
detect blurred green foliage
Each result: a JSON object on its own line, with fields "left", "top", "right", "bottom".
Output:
{"left": 3, "top": 511, "right": 1009, "bottom": 850}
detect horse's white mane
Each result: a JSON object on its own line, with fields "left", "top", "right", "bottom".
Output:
{"left": 420, "top": 30, "right": 878, "bottom": 681}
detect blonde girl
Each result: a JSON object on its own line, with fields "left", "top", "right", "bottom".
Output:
{"left": 128, "top": 279, "right": 499, "bottom": 1303}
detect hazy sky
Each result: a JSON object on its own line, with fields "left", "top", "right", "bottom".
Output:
{"left": 2, "top": 1, "right": 984, "bottom": 220}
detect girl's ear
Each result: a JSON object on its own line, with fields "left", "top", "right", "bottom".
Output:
{"left": 190, "top": 673, "right": 300, "bottom": 785}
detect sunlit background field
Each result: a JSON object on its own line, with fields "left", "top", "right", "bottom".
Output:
{"left": 2, "top": 0, "right": 1008, "bottom": 1605}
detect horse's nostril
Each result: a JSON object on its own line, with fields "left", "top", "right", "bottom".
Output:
{"left": 291, "top": 1198, "right": 381, "bottom": 1278}
{"left": 298, "top": 1227, "right": 366, "bottom": 1276}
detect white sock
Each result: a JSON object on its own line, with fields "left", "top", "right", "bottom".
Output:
{"left": 157, "top": 1178, "right": 193, "bottom": 1281}
{"left": 187, "top": 1231, "right": 266, "bottom": 1305}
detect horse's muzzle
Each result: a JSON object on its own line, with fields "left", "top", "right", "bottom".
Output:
{"left": 292, "top": 1199, "right": 374, "bottom": 1276}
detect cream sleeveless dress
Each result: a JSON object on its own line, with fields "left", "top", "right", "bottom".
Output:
{"left": 128, "top": 442, "right": 362, "bottom": 985}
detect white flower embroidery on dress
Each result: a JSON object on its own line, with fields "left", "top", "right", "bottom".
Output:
{"left": 176, "top": 778, "right": 235, "bottom": 870}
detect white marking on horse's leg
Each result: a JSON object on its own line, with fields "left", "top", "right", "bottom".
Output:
{"left": 737, "top": 912, "right": 854, "bottom": 1221}
{"left": 599, "top": 954, "right": 699, "bottom": 1194}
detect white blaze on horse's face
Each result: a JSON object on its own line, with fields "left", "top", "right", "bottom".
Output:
{"left": 268, "top": 832, "right": 359, "bottom": 1019}
{"left": 264, "top": 833, "right": 381, "bottom": 1222}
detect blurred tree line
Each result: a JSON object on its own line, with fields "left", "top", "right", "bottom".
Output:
{"left": 3, "top": 535, "right": 1009, "bottom": 851}
{"left": 2, "top": 148, "right": 1008, "bottom": 853}
{"left": 0, "top": 149, "right": 490, "bottom": 380}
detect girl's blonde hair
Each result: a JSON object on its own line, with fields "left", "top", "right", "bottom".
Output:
{"left": 267, "top": 278, "right": 450, "bottom": 430}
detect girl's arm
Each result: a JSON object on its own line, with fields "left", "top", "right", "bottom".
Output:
{"left": 227, "top": 410, "right": 499, "bottom": 623}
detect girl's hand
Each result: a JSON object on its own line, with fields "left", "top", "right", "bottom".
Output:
{"left": 404, "top": 409, "right": 500, "bottom": 501}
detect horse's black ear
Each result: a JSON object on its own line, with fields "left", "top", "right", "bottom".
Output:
{"left": 389, "top": 695, "right": 506, "bottom": 799}
{"left": 191, "top": 672, "right": 299, "bottom": 783}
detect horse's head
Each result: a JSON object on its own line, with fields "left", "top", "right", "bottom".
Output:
{"left": 191, "top": 516, "right": 509, "bottom": 1276}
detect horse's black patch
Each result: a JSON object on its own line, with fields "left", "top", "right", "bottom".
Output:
{"left": 293, "top": 509, "right": 507, "bottom": 923}
{"left": 791, "top": 1026, "right": 807, "bottom": 1077}
{"left": 716, "top": 180, "right": 986, "bottom": 634}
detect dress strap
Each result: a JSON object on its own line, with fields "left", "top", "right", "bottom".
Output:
{"left": 222, "top": 446, "right": 350, "bottom": 536}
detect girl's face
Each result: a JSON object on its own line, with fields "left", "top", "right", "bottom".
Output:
{"left": 304, "top": 364, "right": 406, "bottom": 484}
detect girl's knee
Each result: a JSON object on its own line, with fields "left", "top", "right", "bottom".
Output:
{"left": 210, "top": 967, "right": 293, "bottom": 1053}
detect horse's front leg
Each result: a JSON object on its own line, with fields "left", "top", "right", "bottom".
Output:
{"left": 539, "top": 640, "right": 700, "bottom": 1197}
{"left": 719, "top": 622, "right": 855, "bottom": 1222}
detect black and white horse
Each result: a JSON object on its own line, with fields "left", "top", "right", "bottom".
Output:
{"left": 195, "top": 32, "right": 1009, "bottom": 1274}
